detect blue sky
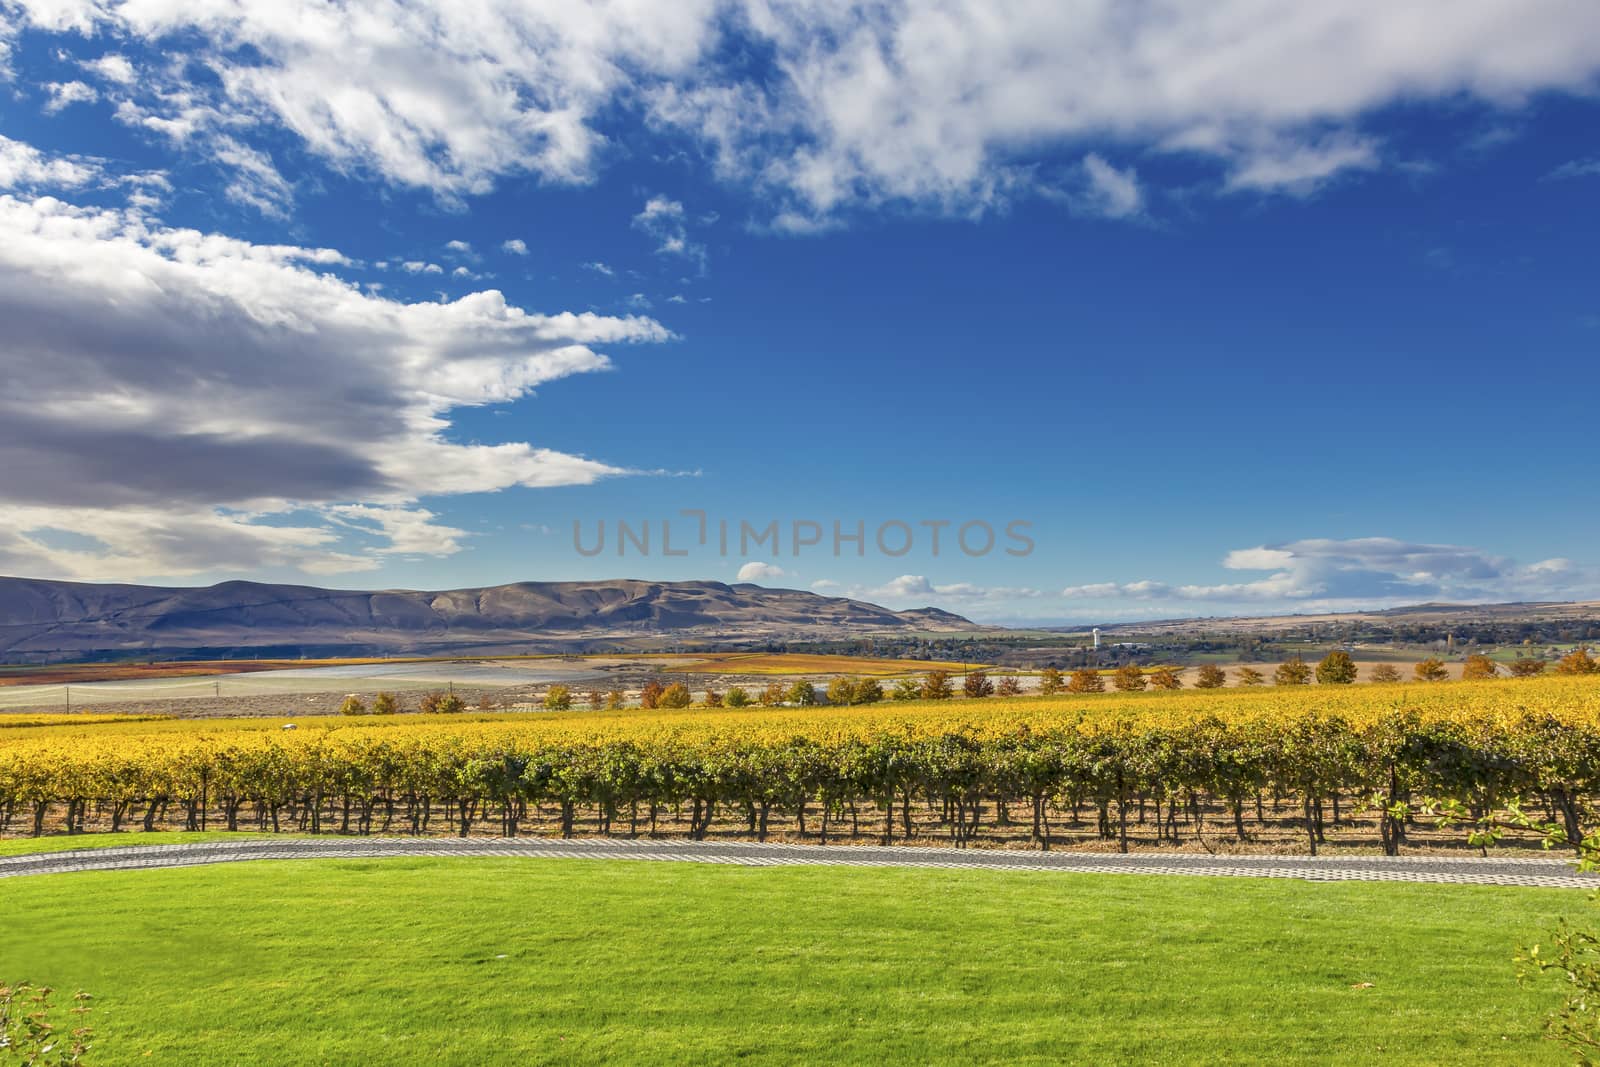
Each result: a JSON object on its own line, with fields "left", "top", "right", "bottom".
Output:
{"left": 0, "top": 2, "right": 1597, "bottom": 623}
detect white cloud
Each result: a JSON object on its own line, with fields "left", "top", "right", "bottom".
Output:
{"left": 501, "top": 238, "right": 528, "bottom": 255}
{"left": 581, "top": 260, "right": 614, "bottom": 276}
{"left": 210, "top": 136, "right": 293, "bottom": 216}
{"left": 16, "top": 2, "right": 1596, "bottom": 220}
{"left": 736, "top": 561, "right": 787, "bottom": 582}
{"left": 1061, "top": 537, "right": 1597, "bottom": 610}
{"left": 445, "top": 239, "right": 473, "bottom": 254}
{"left": 1078, "top": 154, "right": 1142, "bottom": 218}
{"left": 82, "top": 53, "right": 136, "bottom": 85}
{"left": 632, "top": 194, "right": 706, "bottom": 267}
{"left": 402, "top": 260, "right": 444, "bottom": 274}
{"left": 872, "top": 575, "right": 1041, "bottom": 603}
{"left": 0, "top": 134, "right": 99, "bottom": 189}
{"left": 1548, "top": 157, "right": 1600, "bottom": 180}
{"left": 42, "top": 79, "right": 98, "bottom": 113}
{"left": 0, "top": 180, "right": 671, "bottom": 579}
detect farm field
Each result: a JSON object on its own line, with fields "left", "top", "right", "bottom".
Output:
{"left": 0, "top": 857, "right": 1579, "bottom": 1065}
{"left": 4, "top": 676, "right": 1598, "bottom": 854}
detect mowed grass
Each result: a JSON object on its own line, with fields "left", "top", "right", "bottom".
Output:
{"left": 0, "top": 831, "right": 301, "bottom": 857}
{"left": 1, "top": 858, "right": 1582, "bottom": 1065}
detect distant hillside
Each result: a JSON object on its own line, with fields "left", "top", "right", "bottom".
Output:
{"left": 0, "top": 576, "right": 979, "bottom": 661}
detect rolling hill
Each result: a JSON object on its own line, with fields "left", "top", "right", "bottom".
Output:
{"left": 0, "top": 576, "right": 978, "bottom": 660}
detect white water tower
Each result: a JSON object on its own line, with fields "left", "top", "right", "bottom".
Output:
{"left": 1092, "top": 627, "right": 1101, "bottom": 650}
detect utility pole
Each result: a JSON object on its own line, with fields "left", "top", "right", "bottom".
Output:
{"left": 64, "top": 684, "right": 70, "bottom": 715}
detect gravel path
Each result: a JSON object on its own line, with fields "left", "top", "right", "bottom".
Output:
{"left": 2, "top": 838, "right": 1596, "bottom": 887}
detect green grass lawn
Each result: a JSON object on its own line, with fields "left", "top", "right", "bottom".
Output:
{"left": 0, "top": 830, "right": 302, "bottom": 857}
{"left": 0, "top": 858, "right": 1585, "bottom": 1065}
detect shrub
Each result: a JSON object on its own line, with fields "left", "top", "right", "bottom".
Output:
{"left": 1194, "top": 664, "right": 1226, "bottom": 689}
{"left": 1113, "top": 665, "right": 1146, "bottom": 692}
{"left": 1509, "top": 658, "right": 1549, "bottom": 678}
{"left": 963, "top": 670, "right": 995, "bottom": 698}
{"left": 786, "top": 680, "right": 817, "bottom": 706}
{"left": 1067, "top": 668, "right": 1104, "bottom": 693}
{"left": 1, "top": 981, "right": 93, "bottom": 1064}
{"left": 1368, "top": 664, "right": 1403, "bottom": 684}
{"left": 543, "top": 685, "right": 572, "bottom": 711}
{"left": 640, "top": 681, "right": 665, "bottom": 709}
{"left": 338, "top": 694, "right": 368, "bottom": 716}
{"left": 436, "top": 693, "right": 465, "bottom": 714}
{"left": 605, "top": 689, "right": 626, "bottom": 710}
{"left": 587, "top": 689, "right": 605, "bottom": 710}
{"left": 1274, "top": 658, "right": 1311, "bottom": 686}
{"left": 659, "top": 683, "right": 693, "bottom": 709}
{"left": 760, "top": 683, "right": 787, "bottom": 707}
{"left": 371, "top": 691, "right": 398, "bottom": 715}
{"left": 891, "top": 678, "right": 921, "bottom": 701}
{"left": 1416, "top": 657, "right": 1451, "bottom": 682}
{"left": 919, "top": 671, "right": 954, "bottom": 700}
{"left": 1414, "top": 658, "right": 1449, "bottom": 683}
{"left": 1558, "top": 648, "right": 1599, "bottom": 675}
{"left": 853, "top": 678, "right": 884, "bottom": 704}
{"left": 1038, "top": 667, "right": 1063, "bottom": 695}
{"left": 1461, "top": 654, "right": 1499, "bottom": 681}
{"left": 826, "top": 677, "right": 857, "bottom": 706}
{"left": 995, "top": 675, "right": 1023, "bottom": 697}
{"left": 724, "top": 686, "right": 751, "bottom": 708}
{"left": 1148, "top": 667, "right": 1182, "bottom": 690}
{"left": 1234, "top": 667, "right": 1265, "bottom": 687}
{"left": 702, "top": 689, "right": 723, "bottom": 708}
{"left": 1316, "top": 651, "right": 1358, "bottom": 685}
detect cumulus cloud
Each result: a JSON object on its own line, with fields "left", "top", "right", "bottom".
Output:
{"left": 42, "top": 79, "right": 98, "bottom": 113}
{"left": 1061, "top": 537, "right": 1595, "bottom": 610}
{"left": 0, "top": 134, "right": 99, "bottom": 189}
{"left": 736, "top": 561, "right": 787, "bottom": 582}
{"left": 0, "top": 181, "right": 670, "bottom": 579}
{"left": 581, "top": 261, "right": 614, "bottom": 276}
{"left": 10, "top": 2, "right": 1600, "bottom": 221}
{"left": 501, "top": 238, "right": 528, "bottom": 255}
{"left": 870, "top": 575, "right": 1042, "bottom": 603}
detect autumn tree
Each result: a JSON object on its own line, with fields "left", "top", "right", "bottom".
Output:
{"left": 586, "top": 689, "right": 605, "bottom": 710}
{"left": 995, "top": 675, "right": 1023, "bottom": 697}
{"left": 1067, "top": 668, "right": 1105, "bottom": 693}
{"left": 659, "top": 683, "right": 694, "bottom": 708}
{"left": 338, "top": 695, "right": 368, "bottom": 716}
{"left": 724, "top": 686, "right": 751, "bottom": 708}
{"left": 1557, "top": 647, "right": 1599, "bottom": 675}
{"left": 853, "top": 678, "right": 885, "bottom": 704}
{"left": 920, "top": 671, "right": 954, "bottom": 700}
{"left": 892, "top": 678, "right": 921, "bottom": 701}
{"left": 1194, "top": 664, "right": 1226, "bottom": 689}
{"left": 1148, "top": 666, "right": 1182, "bottom": 690}
{"left": 543, "top": 685, "right": 572, "bottom": 711}
{"left": 1038, "top": 667, "right": 1063, "bottom": 695}
{"left": 1368, "top": 664, "right": 1403, "bottom": 684}
{"left": 1113, "top": 664, "right": 1147, "bottom": 691}
{"left": 1274, "top": 657, "right": 1311, "bottom": 686}
{"left": 787, "top": 680, "right": 818, "bottom": 706}
{"left": 1315, "top": 651, "right": 1357, "bottom": 685}
{"left": 702, "top": 689, "right": 723, "bottom": 708}
{"left": 963, "top": 670, "right": 995, "bottom": 698}
{"left": 1414, "top": 657, "right": 1449, "bottom": 683}
{"left": 640, "top": 680, "right": 666, "bottom": 710}
{"left": 371, "top": 691, "right": 398, "bottom": 715}
{"left": 1461, "top": 654, "right": 1499, "bottom": 681}
{"left": 605, "top": 689, "right": 626, "bottom": 710}
{"left": 761, "top": 682, "right": 787, "bottom": 706}
{"left": 1509, "top": 657, "right": 1549, "bottom": 678}
{"left": 826, "top": 677, "right": 857, "bottom": 706}
{"left": 1234, "top": 667, "right": 1265, "bottom": 686}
